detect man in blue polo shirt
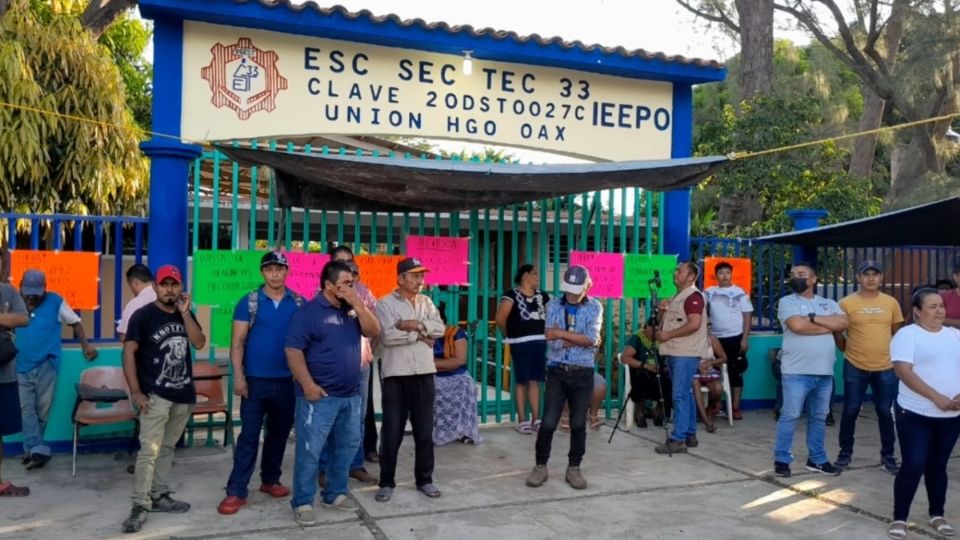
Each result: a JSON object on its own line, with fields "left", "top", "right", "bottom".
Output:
{"left": 285, "top": 260, "right": 381, "bottom": 526}
{"left": 218, "top": 252, "right": 301, "bottom": 515}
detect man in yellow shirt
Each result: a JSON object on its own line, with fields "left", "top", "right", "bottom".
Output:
{"left": 834, "top": 260, "right": 904, "bottom": 474}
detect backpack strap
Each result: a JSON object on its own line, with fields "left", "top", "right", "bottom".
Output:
{"left": 290, "top": 290, "right": 304, "bottom": 308}
{"left": 246, "top": 290, "right": 259, "bottom": 328}
{"left": 442, "top": 326, "right": 459, "bottom": 359}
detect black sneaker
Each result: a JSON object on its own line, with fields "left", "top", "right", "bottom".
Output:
{"left": 122, "top": 505, "right": 149, "bottom": 533}
{"left": 834, "top": 455, "right": 851, "bottom": 471}
{"left": 150, "top": 493, "right": 190, "bottom": 513}
{"left": 774, "top": 461, "right": 792, "bottom": 478}
{"left": 881, "top": 456, "right": 900, "bottom": 475}
{"left": 805, "top": 459, "right": 841, "bottom": 476}
{"left": 25, "top": 453, "right": 51, "bottom": 470}
{"left": 825, "top": 413, "right": 835, "bottom": 426}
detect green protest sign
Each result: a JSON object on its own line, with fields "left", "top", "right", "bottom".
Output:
{"left": 624, "top": 254, "right": 678, "bottom": 299}
{"left": 209, "top": 304, "right": 236, "bottom": 349}
{"left": 192, "top": 250, "right": 263, "bottom": 306}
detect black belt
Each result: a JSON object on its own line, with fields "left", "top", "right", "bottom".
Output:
{"left": 548, "top": 364, "right": 593, "bottom": 373}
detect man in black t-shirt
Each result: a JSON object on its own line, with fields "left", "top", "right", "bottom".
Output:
{"left": 121, "top": 265, "right": 206, "bottom": 534}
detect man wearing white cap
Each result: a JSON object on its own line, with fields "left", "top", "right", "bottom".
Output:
{"left": 526, "top": 265, "right": 603, "bottom": 490}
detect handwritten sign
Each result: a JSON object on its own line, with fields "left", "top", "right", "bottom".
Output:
{"left": 355, "top": 255, "right": 404, "bottom": 300}
{"left": 283, "top": 251, "right": 330, "bottom": 300}
{"left": 624, "top": 254, "right": 678, "bottom": 299}
{"left": 192, "top": 250, "right": 263, "bottom": 305}
{"left": 209, "top": 304, "right": 236, "bottom": 349}
{"left": 10, "top": 250, "right": 100, "bottom": 309}
{"left": 703, "top": 257, "right": 753, "bottom": 293}
{"left": 405, "top": 235, "right": 469, "bottom": 286}
{"left": 569, "top": 251, "right": 624, "bottom": 298}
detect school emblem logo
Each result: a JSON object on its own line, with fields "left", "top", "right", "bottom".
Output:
{"left": 200, "top": 37, "right": 288, "bottom": 120}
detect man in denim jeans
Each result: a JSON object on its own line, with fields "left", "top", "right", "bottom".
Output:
{"left": 526, "top": 265, "right": 602, "bottom": 490}
{"left": 773, "top": 262, "right": 848, "bottom": 478}
{"left": 834, "top": 260, "right": 904, "bottom": 474}
{"left": 284, "top": 261, "right": 380, "bottom": 526}
{"left": 217, "top": 252, "right": 299, "bottom": 515}
{"left": 654, "top": 261, "right": 710, "bottom": 455}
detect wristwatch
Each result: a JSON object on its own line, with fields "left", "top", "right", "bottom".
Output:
{"left": 808, "top": 312, "right": 816, "bottom": 323}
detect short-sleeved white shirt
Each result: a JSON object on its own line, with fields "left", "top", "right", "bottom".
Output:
{"left": 705, "top": 285, "right": 753, "bottom": 338}
{"left": 890, "top": 324, "right": 960, "bottom": 418}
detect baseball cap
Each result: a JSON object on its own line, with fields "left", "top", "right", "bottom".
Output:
{"left": 155, "top": 265, "right": 183, "bottom": 284}
{"left": 20, "top": 269, "right": 46, "bottom": 296}
{"left": 856, "top": 260, "right": 882, "bottom": 274}
{"left": 397, "top": 257, "right": 429, "bottom": 275}
{"left": 260, "top": 251, "right": 289, "bottom": 269}
{"left": 560, "top": 265, "right": 590, "bottom": 294}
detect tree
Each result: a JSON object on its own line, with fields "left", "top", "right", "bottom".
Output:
{"left": 772, "top": 0, "right": 960, "bottom": 203}
{"left": 695, "top": 94, "right": 882, "bottom": 235}
{"left": 0, "top": 0, "right": 147, "bottom": 215}
{"left": 0, "top": 0, "right": 136, "bottom": 37}
{"left": 677, "top": 0, "right": 774, "bottom": 100}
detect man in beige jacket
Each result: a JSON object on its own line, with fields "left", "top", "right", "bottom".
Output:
{"left": 374, "top": 257, "right": 445, "bottom": 503}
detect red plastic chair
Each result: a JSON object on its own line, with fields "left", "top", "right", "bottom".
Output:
{"left": 72, "top": 367, "right": 137, "bottom": 477}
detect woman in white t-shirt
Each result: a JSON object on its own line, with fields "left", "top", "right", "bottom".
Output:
{"left": 887, "top": 288, "right": 960, "bottom": 540}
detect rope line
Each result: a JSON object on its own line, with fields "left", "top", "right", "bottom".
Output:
{"left": 1, "top": 99, "right": 958, "bottom": 161}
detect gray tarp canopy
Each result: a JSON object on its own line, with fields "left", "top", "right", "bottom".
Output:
{"left": 754, "top": 197, "right": 960, "bottom": 247}
{"left": 223, "top": 147, "right": 730, "bottom": 212}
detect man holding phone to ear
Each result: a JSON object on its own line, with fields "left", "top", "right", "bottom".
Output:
{"left": 121, "top": 264, "right": 206, "bottom": 534}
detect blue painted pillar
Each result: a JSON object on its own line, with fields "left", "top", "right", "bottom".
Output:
{"left": 663, "top": 84, "right": 693, "bottom": 260}
{"left": 142, "top": 16, "right": 201, "bottom": 281}
{"left": 786, "top": 209, "right": 828, "bottom": 265}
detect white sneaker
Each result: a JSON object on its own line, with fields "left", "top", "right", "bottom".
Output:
{"left": 293, "top": 504, "right": 316, "bottom": 526}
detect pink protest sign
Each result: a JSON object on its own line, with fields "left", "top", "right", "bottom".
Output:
{"left": 405, "top": 235, "right": 470, "bottom": 286}
{"left": 283, "top": 251, "right": 330, "bottom": 300}
{"left": 569, "top": 251, "right": 624, "bottom": 298}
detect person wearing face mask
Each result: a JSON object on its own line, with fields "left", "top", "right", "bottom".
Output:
{"left": 773, "top": 262, "right": 848, "bottom": 478}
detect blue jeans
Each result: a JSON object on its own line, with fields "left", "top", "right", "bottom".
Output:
{"left": 893, "top": 406, "right": 960, "bottom": 521}
{"left": 774, "top": 374, "right": 832, "bottom": 465}
{"left": 666, "top": 356, "right": 699, "bottom": 442}
{"left": 291, "top": 394, "right": 361, "bottom": 507}
{"left": 838, "top": 361, "right": 898, "bottom": 461}
{"left": 18, "top": 359, "right": 57, "bottom": 456}
{"left": 318, "top": 365, "right": 368, "bottom": 472}
{"left": 225, "top": 377, "right": 295, "bottom": 498}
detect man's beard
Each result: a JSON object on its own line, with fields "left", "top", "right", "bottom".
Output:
{"left": 159, "top": 297, "right": 177, "bottom": 307}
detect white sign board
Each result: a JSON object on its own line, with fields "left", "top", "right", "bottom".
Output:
{"left": 181, "top": 21, "right": 674, "bottom": 161}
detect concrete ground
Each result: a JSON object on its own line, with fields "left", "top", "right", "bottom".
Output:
{"left": 2, "top": 408, "right": 956, "bottom": 540}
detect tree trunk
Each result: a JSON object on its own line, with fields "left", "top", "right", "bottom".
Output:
{"left": 847, "top": 7, "right": 906, "bottom": 178}
{"left": 735, "top": 0, "right": 774, "bottom": 100}
{"left": 0, "top": 0, "right": 11, "bottom": 17}
{"left": 80, "top": 0, "right": 138, "bottom": 39}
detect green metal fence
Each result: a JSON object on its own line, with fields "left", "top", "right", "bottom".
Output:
{"left": 191, "top": 142, "right": 665, "bottom": 422}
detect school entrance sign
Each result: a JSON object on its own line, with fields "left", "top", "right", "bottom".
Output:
{"left": 183, "top": 22, "right": 674, "bottom": 161}
{"left": 137, "top": 0, "right": 725, "bottom": 279}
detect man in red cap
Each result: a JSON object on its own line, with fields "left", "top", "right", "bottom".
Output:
{"left": 373, "top": 257, "right": 445, "bottom": 502}
{"left": 121, "top": 264, "right": 206, "bottom": 534}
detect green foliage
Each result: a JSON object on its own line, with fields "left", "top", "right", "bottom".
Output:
{"left": 694, "top": 94, "right": 882, "bottom": 235}
{"left": 0, "top": 2, "right": 148, "bottom": 215}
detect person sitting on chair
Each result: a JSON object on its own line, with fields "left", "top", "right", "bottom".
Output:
{"left": 621, "top": 316, "right": 671, "bottom": 428}
{"left": 432, "top": 303, "right": 481, "bottom": 446}
{"left": 693, "top": 335, "right": 727, "bottom": 433}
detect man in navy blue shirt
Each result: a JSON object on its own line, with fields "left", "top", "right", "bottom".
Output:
{"left": 218, "top": 252, "right": 301, "bottom": 515}
{"left": 285, "top": 260, "right": 380, "bottom": 525}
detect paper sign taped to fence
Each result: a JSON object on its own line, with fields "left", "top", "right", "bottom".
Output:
{"left": 355, "top": 255, "right": 404, "bottom": 300}
{"left": 192, "top": 250, "right": 263, "bottom": 305}
{"left": 9, "top": 250, "right": 101, "bottom": 309}
{"left": 624, "top": 254, "right": 678, "bottom": 299}
{"left": 569, "top": 251, "right": 624, "bottom": 298}
{"left": 209, "top": 304, "right": 235, "bottom": 349}
{"left": 702, "top": 257, "right": 753, "bottom": 293}
{"left": 283, "top": 252, "right": 330, "bottom": 300}
{"left": 405, "top": 235, "right": 469, "bottom": 286}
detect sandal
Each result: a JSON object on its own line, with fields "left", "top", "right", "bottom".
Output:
{"left": 560, "top": 415, "right": 570, "bottom": 433}
{"left": 532, "top": 419, "right": 542, "bottom": 432}
{"left": 888, "top": 520, "right": 907, "bottom": 540}
{"left": 589, "top": 412, "right": 602, "bottom": 431}
{"left": 516, "top": 421, "right": 534, "bottom": 434}
{"left": 705, "top": 420, "right": 717, "bottom": 433}
{"left": 931, "top": 516, "right": 956, "bottom": 536}
{"left": 0, "top": 481, "right": 30, "bottom": 497}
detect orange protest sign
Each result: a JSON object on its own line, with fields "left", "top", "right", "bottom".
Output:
{"left": 702, "top": 257, "right": 752, "bottom": 293}
{"left": 355, "top": 255, "right": 404, "bottom": 300}
{"left": 10, "top": 250, "right": 101, "bottom": 309}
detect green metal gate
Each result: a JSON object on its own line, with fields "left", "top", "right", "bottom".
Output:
{"left": 191, "top": 141, "right": 666, "bottom": 422}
